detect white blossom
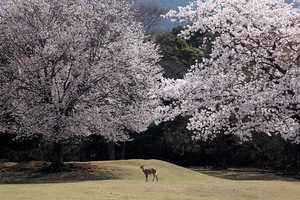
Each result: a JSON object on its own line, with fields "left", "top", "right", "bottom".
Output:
{"left": 154, "top": 0, "right": 300, "bottom": 143}
{"left": 0, "top": 0, "right": 162, "bottom": 143}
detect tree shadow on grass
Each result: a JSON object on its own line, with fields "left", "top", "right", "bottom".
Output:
{"left": 190, "top": 167, "right": 300, "bottom": 182}
{"left": 0, "top": 161, "right": 120, "bottom": 184}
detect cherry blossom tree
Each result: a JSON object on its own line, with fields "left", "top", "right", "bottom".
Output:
{"left": 0, "top": 0, "right": 162, "bottom": 171}
{"left": 153, "top": 0, "right": 300, "bottom": 144}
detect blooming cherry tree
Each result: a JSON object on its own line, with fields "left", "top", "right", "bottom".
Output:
{"left": 154, "top": 0, "right": 300, "bottom": 143}
{"left": 0, "top": 0, "right": 162, "bottom": 171}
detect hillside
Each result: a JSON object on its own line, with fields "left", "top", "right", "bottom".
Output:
{"left": 1, "top": 160, "right": 300, "bottom": 200}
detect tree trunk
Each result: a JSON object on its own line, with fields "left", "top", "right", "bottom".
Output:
{"left": 108, "top": 141, "right": 115, "bottom": 160}
{"left": 120, "top": 142, "right": 126, "bottom": 160}
{"left": 285, "top": 141, "right": 300, "bottom": 173}
{"left": 221, "top": 154, "right": 227, "bottom": 169}
{"left": 51, "top": 142, "right": 64, "bottom": 172}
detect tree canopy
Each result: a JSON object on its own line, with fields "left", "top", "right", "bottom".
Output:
{"left": 0, "top": 0, "right": 162, "bottom": 171}
{"left": 154, "top": 0, "right": 300, "bottom": 143}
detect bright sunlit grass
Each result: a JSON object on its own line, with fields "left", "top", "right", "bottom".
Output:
{"left": 0, "top": 159, "right": 299, "bottom": 200}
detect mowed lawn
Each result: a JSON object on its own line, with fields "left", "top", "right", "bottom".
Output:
{"left": 0, "top": 159, "right": 299, "bottom": 200}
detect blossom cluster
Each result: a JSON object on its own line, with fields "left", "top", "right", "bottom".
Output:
{"left": 154, "top": 0, "right": 300, "bottom": 143}
{"left": 0, "top": 0, "right": 162, "bottom": 143}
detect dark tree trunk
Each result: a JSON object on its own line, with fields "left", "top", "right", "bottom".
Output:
{"left": 108, "top": 141, "right": 115, "bottom": 160}
{"left": 120, "top": 142, "right": 126, "bottom": 160}
{"left": 221, "top": 154, "right": 227, "bottom": 170}
{"left": 285, "top": 141, "right": 300, "bottom": 173}
{"left": 50, "top": 142, "right": 64, "bottom": 172}
{"left": 221, "top": 136, "right": 227, "bottom": 169}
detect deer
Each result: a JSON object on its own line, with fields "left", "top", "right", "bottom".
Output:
{"left": 140, "top": 165, "right": 158, "bottom": 182}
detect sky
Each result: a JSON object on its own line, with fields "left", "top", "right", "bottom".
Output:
{"left": 135, "top": 0, "right": 299, "bottom": 31}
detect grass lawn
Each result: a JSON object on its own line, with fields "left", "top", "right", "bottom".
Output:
{"left": 0, "top": 159, "right": 299, "bottom": 200}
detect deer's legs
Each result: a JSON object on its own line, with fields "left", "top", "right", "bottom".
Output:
{"left": 146, "top": 174, "right": 148, "bottom": 182}
{"left": 153, "top": 174, "right": 158, "bottom": 182}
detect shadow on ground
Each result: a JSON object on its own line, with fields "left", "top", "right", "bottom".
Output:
{"left": 0, "top": 161, "right": 119, "bottom": 184}
{"left": 189, "top": 167, "right": 300, "bottom": 181}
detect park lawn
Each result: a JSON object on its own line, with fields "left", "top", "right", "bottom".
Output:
{"left": 0, "top": 159, "right": 299, "bottom": 200}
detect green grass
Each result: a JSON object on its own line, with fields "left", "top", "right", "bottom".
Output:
{"left": 1, "top": 159, "right": 300, "bottom": 200}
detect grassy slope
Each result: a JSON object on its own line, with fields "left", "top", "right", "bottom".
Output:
{"left": 1, "top": 159, "right": 299, "bottom": 200}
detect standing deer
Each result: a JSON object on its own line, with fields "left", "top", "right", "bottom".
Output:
{"left": 140, "top": 165, "right": 158, "bottom": 182}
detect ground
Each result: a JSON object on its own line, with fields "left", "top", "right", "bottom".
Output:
{"left": 0, "top": 161, "right": 118, "bottom": 184}
{"left": 0, "top": 161, "right": 299, "bottom": 184}
{"left": 189, "top": 166, "right": 300, "bottom": 181}
{"left": 0, "top": 161, "right": 104, "bottom": 173}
